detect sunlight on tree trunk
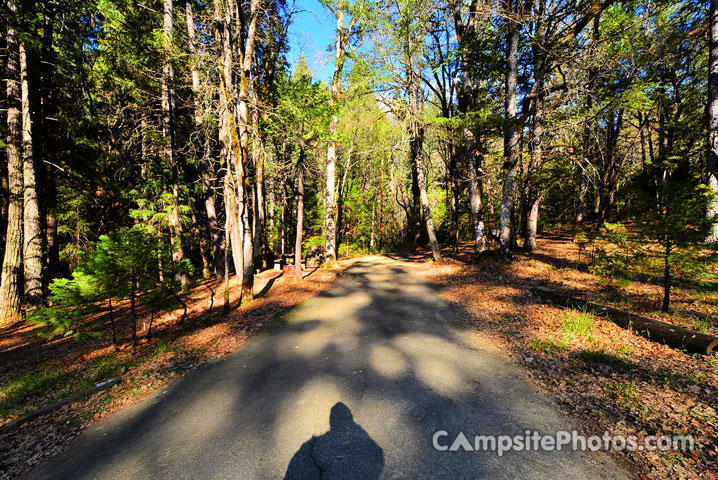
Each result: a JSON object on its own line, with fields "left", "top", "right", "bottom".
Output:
{"left": 708, "top": 0, "right": 718, "bottom": 242}
{"left": 162, "top": 0, "right": 188, "bottom": 286}
{"left": 295, "top": 152, "right": 305, "bottom": 282}
{"left": 0, "top": 0, "right": 23, "bottom": 323}
{"left": 20, "top": 42, "right": 44, "bottom": 309}
{"left": 499, "top": 0, "right": 520, "bottom": 259}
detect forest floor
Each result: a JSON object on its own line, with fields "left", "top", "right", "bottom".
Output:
{"left": 0, "top": 263, "right": 343, "bottom": 480}
{"left": 400, "top": 230, "right": 718, "bottom": 480}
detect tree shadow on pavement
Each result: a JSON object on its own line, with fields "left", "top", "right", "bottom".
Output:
{"left": 284, "top": 402, "right": 384, "bottom": 480}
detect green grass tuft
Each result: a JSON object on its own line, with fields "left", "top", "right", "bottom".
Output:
{"left": 152, "top": 339, "right": 177, "bottom": 357}
{"left": 531, "top": 338, "right": 568, "bottom": 355}
{"left": 580, "top": 348, "right": 624, "bottom": 366}
{"left": 561, "top": 310, "right": 594, "bottom": 339}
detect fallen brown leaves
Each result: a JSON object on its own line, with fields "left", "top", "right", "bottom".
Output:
{"left": 0, "top": 266, "right": 340, "bottom": 480}
{"left": 408, "top": 233, "right": 718, "bottom": 480}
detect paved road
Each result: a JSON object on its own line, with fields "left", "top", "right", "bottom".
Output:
{"left": 24, "top": 257, "right": 629, "bottom": 480}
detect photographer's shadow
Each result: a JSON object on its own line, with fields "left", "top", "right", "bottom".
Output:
{"left": 284, "top": 402, "right": 384, "bottom": 480}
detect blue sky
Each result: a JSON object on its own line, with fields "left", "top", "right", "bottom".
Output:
{"left": 286, "top": 0, "right": 337, "bottom": 83}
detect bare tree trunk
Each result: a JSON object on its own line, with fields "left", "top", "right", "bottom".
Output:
{"left": 499, "top": 0, "right": 520, "bottom": 259}
{"left": 235, "top": 0, "right": 261, "bottom": 303}
{"left": 410, "top": 137, "right": 422, "bottom": 249}
{"left": 225, "top": 171, "right": 244, "bottom": 287}
{"left": 325, "top": 7, "right": 354, "bottom": 262}
{"left": 412, "top": 125, "right": 441, "bottom": 262}
{"left": 203, "top": 151, "right": 224, "bottom": 277}
{"left": 448, "top": 141, "right": 459, "bottom": 252}
{"left": 600, "top": 109, "right": 623, "bottom": 223}
{"left": 186, "top": 0, "right": 224, "bottom": 278}
{"left": 370, "top": 202, "right": 376, "bottom": 251}
{"left": 453, "top": 0, "right": 486, "bottom": 255}
{"left": 377, "top": 155, "right": 385, "bottom": 249}
{"left": 192, "top": 209, "right": 211, "bottom": 279}
{"left": 223, "top": 207, "right": 231, "bottom": 314}
{"left": 0, "top": 0, "right": 23, "bottom": 323}
{"left": 336, "top": 149, "right": 352, "bottom": 251}
{"left": 326, "top": 128, "right": 337, "bottom": 261}
{"left": 467, "top": 144, "right": 486, "bottom": 253}
{"left": 252, "top": 128, "right": 266, "bottom": 270}
{"left": 216, "top": 0, "right": 245, "bottom": 300}
{"left": 576, "top": 171, "right": 588, "bottom": 224}
{"left": 524, "top": 25, "right": 546, "bottom": 252}
{"left": 581, "top": 16, "right": 600, "bottom": 223}
{"left": 280, "top": 179, "right": 286, "bottom": 256}
{"left": 295, "top": 151, "right": 305, "bottom": 282}
{"left": 162, "top": 0, "right": 188, "bottom": 285}
{"left": 268, "top": 177, "right": 276, "bottom": 252}
{"left": 130, "top": 281, "right": 138, "bottom": 352}
{"left": 20, "top": 42, "right": 43, "bottom": 308}
{"left": 708, "top": 0, "right": 718, "bottom": 242}
{"left": 40, "top": 7, "right": 57, "bottom": 292}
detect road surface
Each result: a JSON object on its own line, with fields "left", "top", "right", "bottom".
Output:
{"left": 23, "top": 256, "right": 629, "bottom": 480}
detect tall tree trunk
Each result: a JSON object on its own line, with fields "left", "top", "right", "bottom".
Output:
{"left": 295, "top": 151, "right": 305, "bottom": 282}
{"left": 326, "top": 126, "right": 337, "bottom": 261}
{"left": 20, "top": 42, "right": 43, "bottom": 308}
{"left": 336, "top": 150, "right": 351, "bottom": 251}
{"left": 485, "top": 176, "right": 495, "bottom": 234}
{"left": 498, "top": 0, "right": 521, "bottom": 259}
{"left": 40, "top": 6, "right": 58, "bottom": 291}
{"left": 412, "top": 125, "right": 441, "bottom": 262}
{"left": 524, "top": 22, "right": 546, "bottom": 252}
{"left": 410, "top": 137, "right": 422, "bottom": 249}
{"left": 576, "top": 91, "right": 592, "bottom": 224}
{"left": 186, "top": 0, "right": 224, "bottom": 278}
{"left": 370, "top": 202, "right": 376, "bottom": 251}
{"left": 225, "top": 169, "right": 244, "bottom": 287}
{"left": 576, "top": 169, "right": 588, "bottom": 224}
{"left": 252, "top": 127, "right": 266, "bottom": 270}
{"left": 268, "top": 176, "right": 276, "bottom": 252}
{"left": 223, "top": 206, "right": 231, "bottom": 313}
{"left": 448, "top": 141, "right": 459, "bottom": 252}
{"left": 467, "top": 145, "right": 486, "bottom": 254}
{"left": 203, "top": 149, "right": 224, "bottom": 277}
{"left": 453, "top": 0, "right": 486, "bottom": 254}
{"left": 379, "top": 154, "right": 385, "bottom": 249}
{"left": 0, "top": 0, "right": 23, "bottom": 323}
{"left": 280, "top": 176, "right": 287, "bottom": 256}
{"left": 192, "top": 208, "right": 212, "bottom": 279}
{"left": 600, "top": 109, "right": 623, "bottom": 223}
{"left": 708, "top": 0, "right": 718, "bottom": 242}
{"left": 325, "top": 6, "right": 354, "bottom": 262}
{"left": 162, "top": 0, "right": 188, "bottom": 285}
{"left": 216, "top": 0, "right": 243, "bottom": 293}
{"left": 235, "top": 0, "right": 261, "bottom": 303}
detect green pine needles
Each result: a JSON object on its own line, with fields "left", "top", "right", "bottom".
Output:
{"left": 29, "top": 227, "right": 192, "bottom": 350}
